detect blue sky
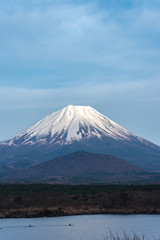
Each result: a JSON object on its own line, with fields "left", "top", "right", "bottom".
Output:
{"left": 0, "top": 0, "right": 160, "bottom": 145}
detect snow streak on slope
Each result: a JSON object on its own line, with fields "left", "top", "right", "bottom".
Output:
{"left": 3, "top": 105, "right": 146, "bottom": 146}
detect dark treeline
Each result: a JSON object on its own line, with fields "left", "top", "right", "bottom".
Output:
{"left": 0, "top": 184, "right": 160, "bottom": 218}
{"left": 0, "top": 184, "right": 160, "bottom": 195}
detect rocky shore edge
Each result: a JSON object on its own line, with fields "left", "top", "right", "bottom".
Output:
{"left": 1, "top": 206, "right": 160, "bottom": 218}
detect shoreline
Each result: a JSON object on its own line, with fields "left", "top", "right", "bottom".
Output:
{"left": 1, "top": 207, "right": 160, "bottom": 218}
{"left": 0, "top": 184, "right": 160, "bottom": 218}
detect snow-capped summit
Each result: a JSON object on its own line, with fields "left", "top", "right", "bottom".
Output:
{"left": 1, "top": 105, "right": 160, "bottom": 171}
{"left": 5, "top": 105, "right": 143, "bottom": 146}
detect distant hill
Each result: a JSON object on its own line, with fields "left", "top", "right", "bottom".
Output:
{"left": 1, "top": 151, "right": 149, "bottom": 183}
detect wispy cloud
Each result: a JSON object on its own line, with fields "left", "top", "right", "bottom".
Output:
{"left": 0, "top": 0, "right": 160, "bottom": 87}
{"left": 0, "top": 79, "right": 159, "bottom": 109}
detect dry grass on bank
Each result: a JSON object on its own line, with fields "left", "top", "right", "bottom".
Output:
{"left": 103, "top": 230, "right": 158, "bottom": 240}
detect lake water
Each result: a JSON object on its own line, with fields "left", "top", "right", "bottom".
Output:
{"left": 0, "top": 214, "right": 160, "bottom": 240}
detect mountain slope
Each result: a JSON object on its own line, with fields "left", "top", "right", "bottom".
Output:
{"left": 0, "top": 105, "right": 160, "bottom": 171}
{"left": 2, "top": 105, "right": 146, "bottom": 146}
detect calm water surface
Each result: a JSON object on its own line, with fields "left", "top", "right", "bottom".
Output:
{"left": 0, "top": 214, "right": 160, "bottom": 240}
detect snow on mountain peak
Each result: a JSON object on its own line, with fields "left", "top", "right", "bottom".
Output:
{"left": 4, "top": 105, "right": 138, "bottom": 146}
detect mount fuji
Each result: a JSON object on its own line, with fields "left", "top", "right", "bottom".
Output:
{"left": 0, "top": 105, "right": 160, "bottom": 171}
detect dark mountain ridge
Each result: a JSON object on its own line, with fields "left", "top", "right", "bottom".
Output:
{"left": 1, "top": 151, "right": 146, "bottom": 183}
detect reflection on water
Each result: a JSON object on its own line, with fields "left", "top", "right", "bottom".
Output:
{"left": 0, "top": 214, "right": 160, "bottom": 240}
